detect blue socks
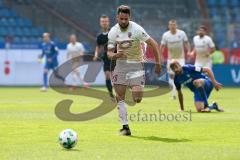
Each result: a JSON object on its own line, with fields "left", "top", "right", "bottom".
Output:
{"left": 198, "top": 87, "right": 209, "bottom": 108}
{"left": 43, "top": 72, "right": 48, "bottom": 87}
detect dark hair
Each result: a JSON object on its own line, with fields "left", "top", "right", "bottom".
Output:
{"left": 199, "top": 25, "right": 208, "bottom": 31}
{"left": 169, "top": 19, "right": 177, "bottom": 24}
{"left": 100, "top": 14, "right": 109, "bottom": 19}
{"left": 117, "top": 5, "right": 131, "bottom": 15}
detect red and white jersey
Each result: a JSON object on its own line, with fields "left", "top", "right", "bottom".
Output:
{"left": 193, "top": 35, "right": 215, "bottom": 66}
{"left": 161, "top": 29, "right": 188, "bottom": 60}
{"left": 108, "top": 21, "right": 150, "bottom": 62}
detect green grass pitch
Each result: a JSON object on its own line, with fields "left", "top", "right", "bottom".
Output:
{"left": 0, "top": 87, "right": 240, "bottom": 160}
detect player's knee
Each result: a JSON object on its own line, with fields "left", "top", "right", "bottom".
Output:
{"left": 196, "top": 107, "right": 202, "bottom": 112}
{"left": 116, "top": 95, "right": 125, "bottom": 101}
{"left": 193, "top": 80, "right": 203, "bottom": 88}
{"left": 133, "top": 97, "right": 142, "bottom": 103}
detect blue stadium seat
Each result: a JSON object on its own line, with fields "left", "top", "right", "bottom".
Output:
{"left": 229, "top": 0, "right": 239, "bottom": 7}
{"left": 36, "top": 27, "right": 44, "bottom": 36}
{"left": 0, "top": 36, "right": 5, "bottom": 43}
{"left": 8, "top": 18, "right": 17, "bottom": 26}
{"left": 14, "top": 36, "right": 21, "bottom": 43}
{"left": 9, "top": 10, "right": 18, "bottom": 18}
{"left": 218, "top": 0, "right": 227, "bottom": 7}
{"left": 207, "top": 0, "right": 216, "bottom": 7}
{"left": 21, "top": 37, "right": 29, "bottom": 43}
{"left": 209, "top": 7, "right": 218, "bottom": 18}
{"left": 29, "top": 37, "right": 38, "bottom": 43}
{"left": 15, "top": 27, "right": 23, "bottom": 37}
{"left": 22, "top": 27, "right": 31, "bottom": 36}
{"left": 23, "top": 18, "right": 32, "bottom": 27}
{"left": 0, "top": 9, "right": 11, "bottom": 17}
{"left": 16, "top": 18, "right": 25, "bottom": 27}
{"left": 0, "top": 18, "right": 9, "bottom": 26}
{"left": 7, "top": 27, "right": 15, "bottom": 36}
{"left": 31, "top": 28, "right": 38, "bottom": 36}
{"left": 0, "top": 27, "right": 7, "bottom": 36}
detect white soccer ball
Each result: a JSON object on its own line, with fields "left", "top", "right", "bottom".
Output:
{"left": 59, "top": 129, "right": 78, "bottom": 149}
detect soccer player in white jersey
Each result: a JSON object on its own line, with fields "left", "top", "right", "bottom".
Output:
{"left": 192, "top": 25, "right": 215, "bottom": 68}
{"left": 107, "top": 5, "right": 161, "bottom": 136}
{"left": 67, "top": 34, "right": 89, "bottom": 88}
{"left": 160, "top": 20, "right": 191, "bottom": 100}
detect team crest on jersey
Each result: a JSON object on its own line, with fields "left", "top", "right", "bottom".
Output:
{"left": 119, "top": 40, "right": 132, "bottom": 49}
{"left": 142, "top": 32, "right": 147, "bottom": 38}
{"left": 128, "top": 32, "right": 132, "bottom": 38}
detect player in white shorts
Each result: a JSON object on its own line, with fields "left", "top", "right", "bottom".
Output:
{"left": 66, "top": 34, "right": 89, "bottom": 88}
{"left": 192, "top": 25, "right": 215, "bottom": 68}
{"left": 107, "top": 5, "right": 161, "bottom": 136}
{"left": 160, "top": 20, "right": 191, "bottom": 99}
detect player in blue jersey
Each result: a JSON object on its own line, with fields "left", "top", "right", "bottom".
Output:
{"left": 39, "top": 33, "right": 64, "bottom": 91}
{"left": 169, "top": 60, "right": 223, "bottom": 112}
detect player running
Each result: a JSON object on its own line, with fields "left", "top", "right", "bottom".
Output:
{"left": 39, "top": 33, "right": 64, "bottom": 92}
{"left": 107, "top": 5, "right": 161, "bottom": 136}
{"left": 191, "top": 25, "right": 216, "bottom": 68}
{"left": 160, "top": 20, "right": 191, "bottom": 100}
{"left": 93, "top": 15, "right": 115, "bottom": 98}
{"left": 67, "top": 34, "right": 89, "bottom": 88}
{"left": 169, "top": 60, "right": 223, "bottom": 112}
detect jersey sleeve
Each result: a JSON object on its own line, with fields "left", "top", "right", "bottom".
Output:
{"left": 78, "top": 43, "right": 85, "bottom": 52}
{"left": 96, "top": 35, "right": 101, "bottom": 46}
{"left": 174, "top": 78, "right": 181, "bottom": 90}
{"left": 161, "top": 33, "right": 167, "bottom": 45}
{"left": 66, "top": 44, "right": 70, "bottom": 52}
{"left": 107, "top": 28, "right": 116, "bottom": 50}
{"left": 208, "top": 37, "right": 215, "bottom": 48}
{"left": 184, "top": 64, "right": 203, "bottom": 73}
{"left": 182, "top": 31, "right": 188, "bottom": 42}
{"left": 193, "top": 36, "right": 197, "bottom": 46}
{"left": 136, "top": 24, "right": 150, "bottom": 42}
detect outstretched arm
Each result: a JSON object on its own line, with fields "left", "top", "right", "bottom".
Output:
{"left": 145, "top": 38, "right": 161, "bottom": 74}
{"left": 177, "top": 89, "right": 184, "bottom": 111}
{"left": 93, "top": 45, "right": 100, "bottom": 61}
{"left": 202, "top": 67, "right": 222, "bottom": 90}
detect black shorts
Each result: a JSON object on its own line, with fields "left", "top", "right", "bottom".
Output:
{"left": 103, "top": 59, "right": 115, "bottom": 72}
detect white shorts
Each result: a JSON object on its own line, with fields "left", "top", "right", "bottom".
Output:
{"left": 167, "top": 58, "right": 185, "bottom": 75}
{"left": 112, "top": 60, "right": 145, "bottom": 87}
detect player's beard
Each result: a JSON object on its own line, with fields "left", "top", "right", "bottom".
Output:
{"left": 119, "top": 22, "right": 129, "bottom": 30}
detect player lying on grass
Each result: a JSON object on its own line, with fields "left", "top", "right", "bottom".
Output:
{"left": 169, "top": 60, "right": 223, "bottom": 112}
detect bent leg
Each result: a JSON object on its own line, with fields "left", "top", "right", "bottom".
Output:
{"left": 132, "top": 85, "right": 143, "bottom": 103}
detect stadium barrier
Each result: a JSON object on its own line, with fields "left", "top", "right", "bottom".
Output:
{"left": 0, "top": 49, "right": 105, "bottom": 86}
{"left": 0, "top": 49, "right": 239, "bottom": 87}
{"left": 212, "top": 65, "right": 240, "bottom": 87}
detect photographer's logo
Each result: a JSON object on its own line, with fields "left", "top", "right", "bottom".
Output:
{"left": 50, "top": 54, "right": 170, "bottom": 121}
{"left": 129, "top": 110, "right": 192, "bottom": 122}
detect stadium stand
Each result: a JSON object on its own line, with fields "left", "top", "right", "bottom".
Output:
{"left": 0, "top": 0, "right": 238, "bottom": 63}
{"left": 205, "top": 0, "right": 240, "bottom": 64}
{"left": 0, "top": 0, "right": 44, "bottom": 46}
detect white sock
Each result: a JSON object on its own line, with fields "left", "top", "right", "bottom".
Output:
{"left": 169, "top": 77, "right": 176, "bottom": 97}
{"left": 117, "top": 100, "right": 128, "bottom": 125}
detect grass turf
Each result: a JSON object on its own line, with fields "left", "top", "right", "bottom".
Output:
{"left": 0, "top": 87, "right": 240, "bottom": 160}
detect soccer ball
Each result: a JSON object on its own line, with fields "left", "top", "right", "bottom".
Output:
{"left": 59, "top": 129, "right": 78, "bottom": 149}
